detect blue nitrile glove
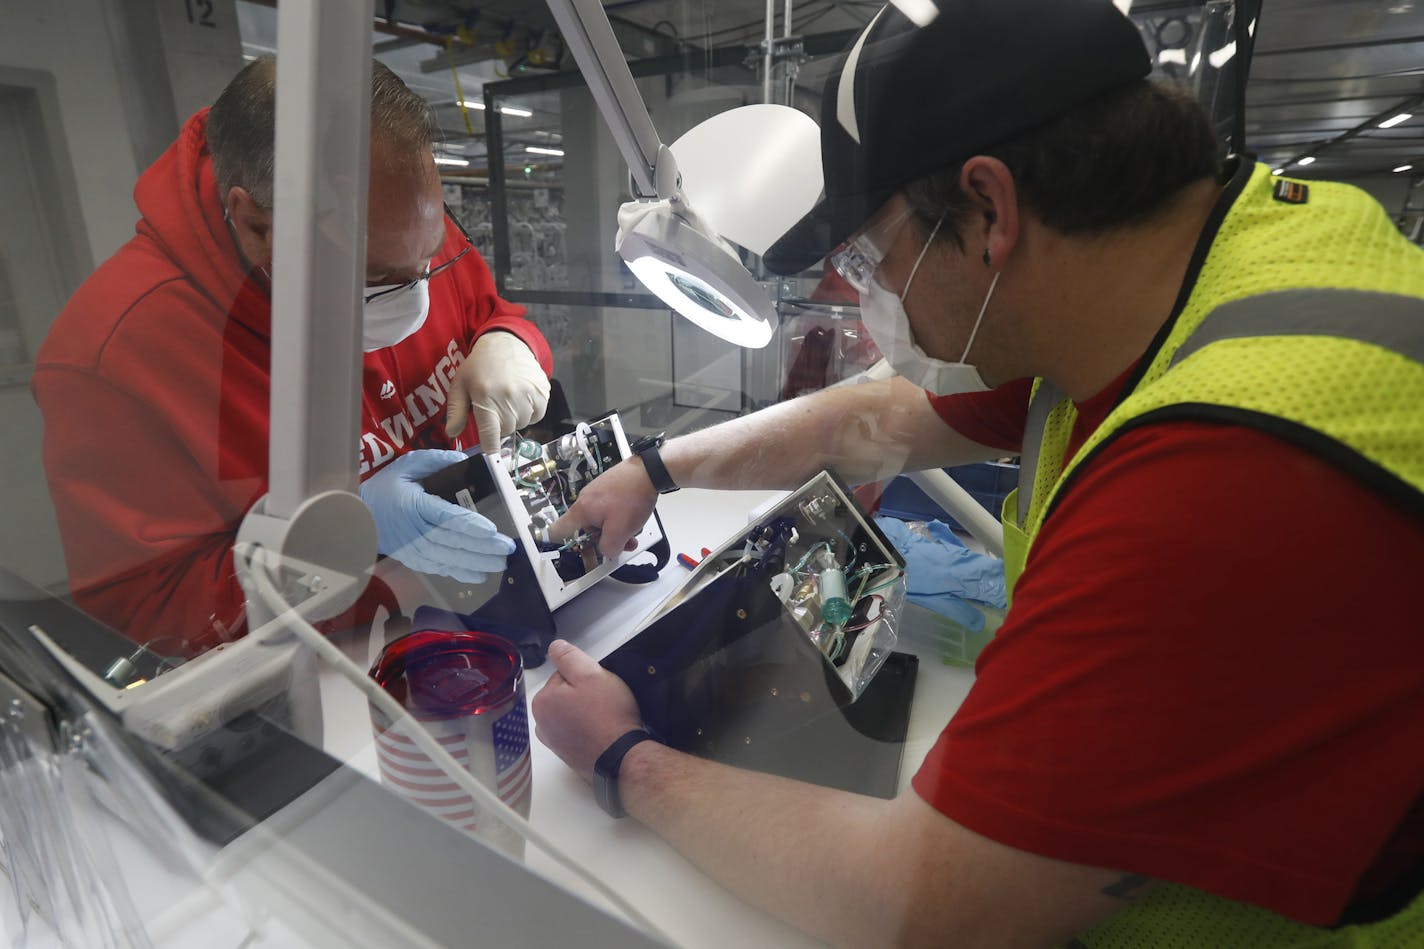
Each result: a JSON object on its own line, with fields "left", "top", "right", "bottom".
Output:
{"left": 359, "top": 449, "right": 516, "bottom": 584}
{"left": 875, "top": 516, "right": 1007, "bottom": 631}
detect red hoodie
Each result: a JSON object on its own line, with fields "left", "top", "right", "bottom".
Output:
{"left": 32, "top": 109, "right": 552, "bottom": 656}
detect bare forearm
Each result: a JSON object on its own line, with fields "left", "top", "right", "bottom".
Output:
{"left": 532, "top": 641, "right": 1129, "bottom": 948}
{"left": 619, "top": 742, "right": 909, "bottom": 948}
{"left": 659, "top": 377, "right": 1004, "bottom": 491}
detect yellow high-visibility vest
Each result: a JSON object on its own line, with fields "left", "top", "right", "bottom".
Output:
{"left": 998, "top": 162, "right": 1424, "bottom": 946}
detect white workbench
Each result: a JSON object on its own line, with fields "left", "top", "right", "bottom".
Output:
{"left": 316, "top": 487, "right": 978, "bottom": 948}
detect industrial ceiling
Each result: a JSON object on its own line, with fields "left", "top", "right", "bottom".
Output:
{"left": 236, "top": 1, "right": 1424, "bottom": 208}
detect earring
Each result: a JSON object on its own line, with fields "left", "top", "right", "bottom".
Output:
{"left": 982, "top": 248, "right": 992, "bottom": 267}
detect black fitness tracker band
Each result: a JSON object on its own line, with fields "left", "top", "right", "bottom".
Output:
{"left": 630, "top": 432, "right": 678, "bottom": 494}
{"left": 593, "top": 728, "right": 658, "bottom": 818}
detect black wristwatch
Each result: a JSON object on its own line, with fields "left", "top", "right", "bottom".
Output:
{"left": 630, "top": 432, "right": 678, "bottom": 494}
{"left": 593, "top": 727, "right": 658, "bottom": 818}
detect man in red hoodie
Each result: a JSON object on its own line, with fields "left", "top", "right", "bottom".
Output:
{"left": 32, "top": 57, "right": 553, "bottom": 658}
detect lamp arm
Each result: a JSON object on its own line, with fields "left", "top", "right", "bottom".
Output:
{"left": 545, "top": 0, "right": 670, "bottom": 198}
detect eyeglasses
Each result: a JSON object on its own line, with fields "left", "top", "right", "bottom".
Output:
{"left": 363, "top": 203, "right": 474, "bottom": 305}
{"left": 829, "top": 206, "right": 912, "bottom": 294}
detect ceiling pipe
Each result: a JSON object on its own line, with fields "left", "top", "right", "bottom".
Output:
{"left": 1277, "top": 93, "right": 1424, "bottom": 172}
{"left": 244, "top": 0, "right": 454, "bottom": 47}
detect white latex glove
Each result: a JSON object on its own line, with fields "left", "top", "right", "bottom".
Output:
{"left": 445, "top": 332, "right": 551, "bottom": 451}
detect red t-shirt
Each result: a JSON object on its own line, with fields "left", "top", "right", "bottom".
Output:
{"left": 913, "top": 378, "right": 1424, "bottom": 926}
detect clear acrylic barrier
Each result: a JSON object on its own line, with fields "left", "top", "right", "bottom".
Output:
{"left": 1, "top": 2, "right": 1306, "bottom": 946}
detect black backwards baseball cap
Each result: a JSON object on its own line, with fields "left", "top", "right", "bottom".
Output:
{"left": 763, "top": 0, "right": 1151, "bottom": 276}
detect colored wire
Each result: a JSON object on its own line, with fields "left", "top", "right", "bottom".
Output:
{"left": 447, "top": 45, "right": 476, "bottom": 136}
{"left": 859, "top": 572, "right": 904, "bottom": 597}
{"left": 850, "top": 562, "right": 896, "bottom": 602}
{"left": 791, "top": 540, "right": 833, "bottom": 575}
{"left": 835, "top": 529, "right": 859, "bottom": 571}
{"left": 840, "top": 595, "right": 886, "bottom": 633}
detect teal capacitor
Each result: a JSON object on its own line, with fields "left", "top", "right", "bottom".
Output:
{"left": 817, "top": 566, "right": 851, "bottom": 626}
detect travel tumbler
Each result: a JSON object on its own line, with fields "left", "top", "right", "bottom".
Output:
{"left": 369, "top": 629, "right": 532, "bottom": 859}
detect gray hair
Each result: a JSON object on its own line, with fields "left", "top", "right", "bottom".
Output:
{"left": 207, "top": 56, "right": 438, "bottom": 208}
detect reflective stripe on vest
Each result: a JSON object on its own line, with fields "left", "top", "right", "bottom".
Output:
{"left": 1001, "top": 380, "right": 1067, "bottom": 603}
{"left": 1170, "top": 289, "right": 1424, "bottom": 369}
{"left": 1003, "top": 286, "right": 1424, "bottom": 600}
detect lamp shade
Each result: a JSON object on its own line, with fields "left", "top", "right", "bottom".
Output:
{"left": 668, "top": 104, "right": 823, "bottom": 257}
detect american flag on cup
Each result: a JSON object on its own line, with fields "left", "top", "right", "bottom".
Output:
{"left": 369, "top": 630, "right": 533, "bottom": 848}
{"left": 374, "top": 698, "right": 532, "bottom": 835}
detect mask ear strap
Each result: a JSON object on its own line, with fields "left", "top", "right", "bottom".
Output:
{"left": 960, "top": 270, "right": 1000, "bottom": 363}
{"left": 900, "top": 214, "right": 946, "bottom": 300}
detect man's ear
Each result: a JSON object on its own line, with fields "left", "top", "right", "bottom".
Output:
{"left": 224, "top": 186, "right": 273, "bottom": 268}
{"left": 957, "top": 157, "right": 1020, "bottom": 269}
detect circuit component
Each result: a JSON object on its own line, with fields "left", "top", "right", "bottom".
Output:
{"left": 760, "top": 502, "right": 903, "bottom": 671}
{"left": 501, "top": 419, "right": 624, "bottom": 583}
{"left": 797, "top": 493, "right": 839, "bottom": 525}
{"left": 814, "top": 548, "right": 852, "bottom": 627}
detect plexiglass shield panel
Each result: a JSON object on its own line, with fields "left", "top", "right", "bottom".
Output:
{"left": 10, "top": 4, "right": 1405, "bottom": 949}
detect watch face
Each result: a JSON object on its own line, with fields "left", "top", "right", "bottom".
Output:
{"left": 593, "top": 769, "right": 620, "bottom": 817}
{"left": 632, "top": 432, "right": 665, "bottom": 453}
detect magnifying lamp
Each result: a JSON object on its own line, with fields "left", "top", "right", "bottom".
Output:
{"left": 546, "top": 0, "right": 822, "bottom": 349}
{"left": 618, "top": 207, "right": 778, "bottom": 348}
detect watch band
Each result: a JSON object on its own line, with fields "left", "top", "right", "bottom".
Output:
{"left": 593, "top": 728, "right": 657, "bottom": 818}
{"left": 636, "top": 441, "right": 679, "bottom": 495}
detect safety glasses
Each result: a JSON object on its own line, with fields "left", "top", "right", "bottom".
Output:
{"left": 829, "top": 205, "right": 912, "bottom": 294}
{"left": 363, "top": 203, "right": 474, "bottom": 305}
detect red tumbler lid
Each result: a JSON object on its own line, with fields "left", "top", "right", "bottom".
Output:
{"left": 369, "top": 630, "right": 523, "bottom": 720}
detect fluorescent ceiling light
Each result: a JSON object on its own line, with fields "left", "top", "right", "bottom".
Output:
{"left": 1271, "top": 168, "right": 1284, "bottom": 175}
{"left": 1297, "top": 156, "right": 1316, "bottom": 166}
{"left": 1209, "top": 41, "right": 1236, "bottom": 69}
{"left": 1157, "top": 49, "right": 1188, "bottom": 65}
{"left": 1395, "top": 164, "right": 1414, "bottom": 173}
{"left": 434, "top": 156, "right": 470, "bottom": 167}
{"left": 525, "top": 146, "right": 565, "bottom": 157}
{"left": 457, "top": 99, "right": 534, "bottom": 118}
{"left": 1379, "top": 113, "right": 1413, "bottom": 129}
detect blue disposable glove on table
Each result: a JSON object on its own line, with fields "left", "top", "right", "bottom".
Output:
{"left": 875, "top": 516, "right": 1007, "bottom": 632}
{"left": 359, "top": 449, "right": 516, "bottom": 584}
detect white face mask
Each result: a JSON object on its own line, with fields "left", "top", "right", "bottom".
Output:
{"left": 361, "top": 279, "right": 430, "bottom": 352}
{"left": 857, "top": 217, "right": 999, "bottom": 396}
